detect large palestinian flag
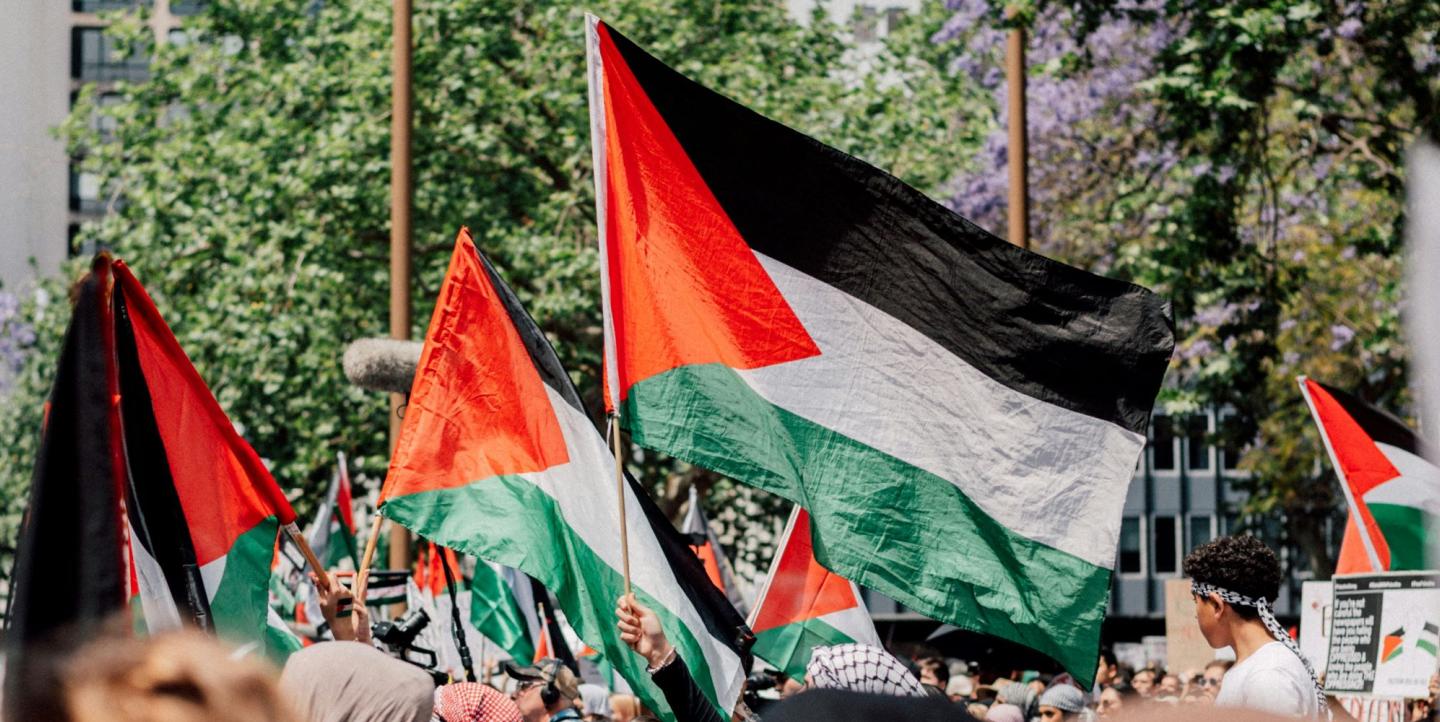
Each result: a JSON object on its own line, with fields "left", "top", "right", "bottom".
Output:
{"left": 111, "top": 261, "right": 301, "bottom": 661}
{"left": 379, "top": 230, "right": 750, "bottom": 721}
{"left": 1299, "top": 377, "right": 1440, "bottom": 573}
{"left": 751, "top": 507, "right": 881, "bottom": 680}
{"left": 585, "top": 18, "right": 1174, "bottom": 685}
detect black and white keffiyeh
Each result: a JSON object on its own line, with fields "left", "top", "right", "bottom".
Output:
{"left": 1192, "top": 580, "right": 1328, "bottom": 716}
{"left": 806, "top": 644, "right": 928, "bottom": 698}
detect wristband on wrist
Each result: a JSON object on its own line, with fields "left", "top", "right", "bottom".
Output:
{"left": 646, "top": 646, "right": 677, "bottom": 674}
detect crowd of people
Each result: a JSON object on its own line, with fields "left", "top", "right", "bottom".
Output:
{"left": 16, "top": 535, "right": 1440, "bottom": 721}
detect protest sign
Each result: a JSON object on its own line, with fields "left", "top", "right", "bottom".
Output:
{"left": 1325, "top": 572, "right": 1440, "bottom": 698}
{"left": 1300, "top": 581, "right": 1334, "bottom": 677}
{"left": 1165, "top": 579, "right": 1218, "bottom": 672}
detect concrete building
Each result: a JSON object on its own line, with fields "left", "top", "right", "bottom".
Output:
{"left": 0, "top": 0, "right": 194, "bottom": 292}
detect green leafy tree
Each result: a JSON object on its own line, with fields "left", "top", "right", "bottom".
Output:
{"left": 0, "top": 0, "right": 983, "bottom": 577}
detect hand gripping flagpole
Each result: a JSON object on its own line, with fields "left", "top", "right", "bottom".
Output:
{"left": 610, "top": 414, "right": 632, "bottom": 596}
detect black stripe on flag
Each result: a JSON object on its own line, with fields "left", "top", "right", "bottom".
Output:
{"left": 604, "top": 26, "right": 1173, "bottom": 436}
{"left": 472, "top": 244, "right": 754, "bottom": 659}
{"left": 4, "top": 263, "right": 126, "bottom": 720}
{"left": 113, "top": 289, "right": 214, "bottom": 630}
{"left": 1315, "top": 380, "right": 1436, "bottom": 460}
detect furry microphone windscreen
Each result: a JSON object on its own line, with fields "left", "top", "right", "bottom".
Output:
{"left": 342, "top": 338, "right": 424, "bottom": 394}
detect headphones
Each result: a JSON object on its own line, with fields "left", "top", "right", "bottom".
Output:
{"left": 538, "top": 659, "right": 563, "bottom": 708}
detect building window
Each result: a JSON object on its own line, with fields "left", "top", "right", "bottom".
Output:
{"left": 1151, "top": 416, "right": 1176, "bottom": 472}
{"left": 1187, "top": 514, "right": 1213, "bottom": 552}
{"left": 73, "top": 0, "right": 150, "bottom": 12}
{"left": 1186, "top": 414, "right": 1212, "bottom": 471}
{"left": 170, "top": 0, "right": 207, "bottom": 15}
{"left": 69, "top": 167, "right": 104, "bottom": 214}
{"left": 1219, "top": 412, "right": 1244, "bottom": 471}
{"left": 72, "top": 27, "right": 149, "bottom": 83}
{"left": 853, "top": 4, "right": 879, "bottom": 43}
{"left": 1119, "top": 517, "right": 1143, "bottom": 574}
{"left": 1153, "top": 515, "right": 1179, "bottom": 575}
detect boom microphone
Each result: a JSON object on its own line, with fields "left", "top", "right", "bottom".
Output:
{"left": 342, "top": 338, "right": 423, "bottom": 394}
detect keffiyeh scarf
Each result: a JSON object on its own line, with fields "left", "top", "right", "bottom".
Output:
{"left": 806, "top": 644, "right": 928, "bottom": 698}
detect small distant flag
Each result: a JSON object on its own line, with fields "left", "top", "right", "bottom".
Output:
{"left": 469, "top": 560, "right": 537, "bottom": 663}
{"left": 1298, "top": 377, "right": 1440, "bottom": 573}
{"left": 682, "top": 485, "right": 748, "bottom": 618}
{"left": 1418, "top": 623, "right": 1439, "bottom": 657}
{"left": 1382, "top": 627, "right": 1405, "bottom": 663}
{"left": 306, "top": 452, "right": 359, "bottom": 570}
{"left": 750, "top": 507, "right": 881, "bottom": 680}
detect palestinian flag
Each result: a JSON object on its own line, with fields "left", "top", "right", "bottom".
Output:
{"left": 682, "top": 485, "right": 748, "bottom": 618}
{"left": 4, "top": 261, "right": 128, "bottom": 720}
{"left": 307, "top": 452, "right": 359, "bottom": 570}
{"left": 470, "top": 559, "right": 538, "bottom": 663}
{"left": 1419, "top": 622, "right": 1439, "bottom": 657}
{"left": 585, "top": 18, "right": 1173, "bottom": 686}
{"left": 111, "top": 261, "right": 301, "bottom": 661}
{"left": 750, "top": 507, "right": 881, "bottom": 680}
{"left": 1382, "top": 627, "right": 1405, "bottom": 663}
{"left": 378, "top": 229, "right": 751, "bottom": 720}
{"left": 1298, "top": 377, "right": 1440, "bottom": 573}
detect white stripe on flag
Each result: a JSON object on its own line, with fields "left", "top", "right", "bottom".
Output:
{"left": 741, "top": 255, "right": 1145, "bottom": 568}
{"left": 518, "top": 387, "right": 744, "bottom": 708}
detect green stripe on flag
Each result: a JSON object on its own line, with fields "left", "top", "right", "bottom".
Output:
{"left": 209, "top": 517, "right": 295, "bottom": 664}
{"left": 385, "top": 476, "right": 723, "bottom": 720}
{"left": 1370, "top": 503, "right": 1436, "bottom": 571}
{"left": 622, "top": 363, "right": 1112, "bottom": 686}
{"left": 753, "top": 617, "right": 858, "bottom": 681}
{"left": 1417, "top": 639, "right": 1437, "bottom": 657}
{"left": 470, "top": 562, "right": 535, "bottom": 663}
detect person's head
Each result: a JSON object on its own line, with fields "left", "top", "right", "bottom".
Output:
{"left": 434, "top": 683, "right": 524, "bottom": 722}
{"left": 966, "top": 702, "right": 990, "bottom": 719}
{"left": 608, "top": 694, "right": 639, "bottom": 722}
{"left": 804, "top": 644, "right": 928, "bottom": 697}
{"left": 1129, "top": 669, "right": 1155, "bottom": 697}
{"left": 1037, "top": 684, "right": 1085, "bottom": 722}
{"left": 281, "top": 640, "right": 435, "bottom": 722}
{"left": 916, "top": 656, "right": 950, "bottom": 690}
{"left": 503, "top": 659, "right": 580, "bottom": 722}
{"left": 1095, "top": 649, "right": 1119, "bottom": 687}
{"left": 1184, "top": 536, "right": 1282, "bottom": 648}
{"left": 985, "top": 702, "right": 1025, "bottom": 722}
{"left": 947, "top": 673, "right": 975, "bottom": 702}
{"left": 577, "top": 684, "right": 611, "bottom": 721}
{"left": 63, "top": 631, "right": 298, "bottom": 722}
{"left": 1157, "top": 674, "right": 1180, "bottom": 697}
{"left": 1199, "top": 660, "right": 1231, "bottom": 699}
{"left": 1097, "top": 686, "right": 1125, "bottom": 717}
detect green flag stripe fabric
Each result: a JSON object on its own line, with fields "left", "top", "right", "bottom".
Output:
{"left": 621, "top": 363, "right": 1112, "bottom": 680}
{"left": 470, "top": 561, "right": 536, "bottom": 663}
{"left": 752, "top": 617, "right": 856, "bottom": 681}
{"left": 386, "top": 471, "right": 722, "bottom": 717}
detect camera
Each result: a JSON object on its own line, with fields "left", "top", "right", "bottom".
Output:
{"left": 371, "top": 608, "right": 438, "bottom": 673}
{"left": 372, "top": 607, "right": 430, "bottom": 647}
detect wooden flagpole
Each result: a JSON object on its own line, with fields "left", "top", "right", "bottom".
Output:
{"left": 1005, "top": 4, "right": 1030, "bottom": 250}
{"left": 354, "top": 513, "right": 384, "bottom": 606}
{"left": 282, "top": 522, "right": 331, "bottom": 593}
{"left": 610, "top": 415, "right": 632, "bottom": 596}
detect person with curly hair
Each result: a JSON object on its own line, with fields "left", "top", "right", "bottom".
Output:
{"left": 1184, "top": 535, "right": 1326, "bottom": 718}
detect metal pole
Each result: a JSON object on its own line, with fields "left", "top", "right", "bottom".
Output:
{"left": 388, "top": 0, "right": 414, "bottom": 583}
{"left": 1005, "top": 12, "right": 1029, "bottom": 250}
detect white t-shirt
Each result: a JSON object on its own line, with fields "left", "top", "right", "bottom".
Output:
{"left": 1216, "top": 641, "right": 1321, "bottom": 718}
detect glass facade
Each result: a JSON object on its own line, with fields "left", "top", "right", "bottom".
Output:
{"left": 72, "top": 27, "right": 149, "bottom": 82}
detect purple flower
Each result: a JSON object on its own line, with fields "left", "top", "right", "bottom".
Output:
{"left": 1341, "top": 246, "right": 1358, "bottom": 260}
{"left": 1280, "top": 318, "right": 1298, "bottom": 331}
{"left": 1331, "top": 324, "right": 1356, "bottom": 351}
{"left": 1180, "top": 339, "right": 1214, "bottom": 360}
{"left": 1336, "top": 18, "right": 1362, "bottom": 40}
{"left": 1292, "top": 250, "right": 1307, "bottom": 262}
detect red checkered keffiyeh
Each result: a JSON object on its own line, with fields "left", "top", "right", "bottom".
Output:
{"left": 433, "top": 683, "right": 523, "bottom": 722}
